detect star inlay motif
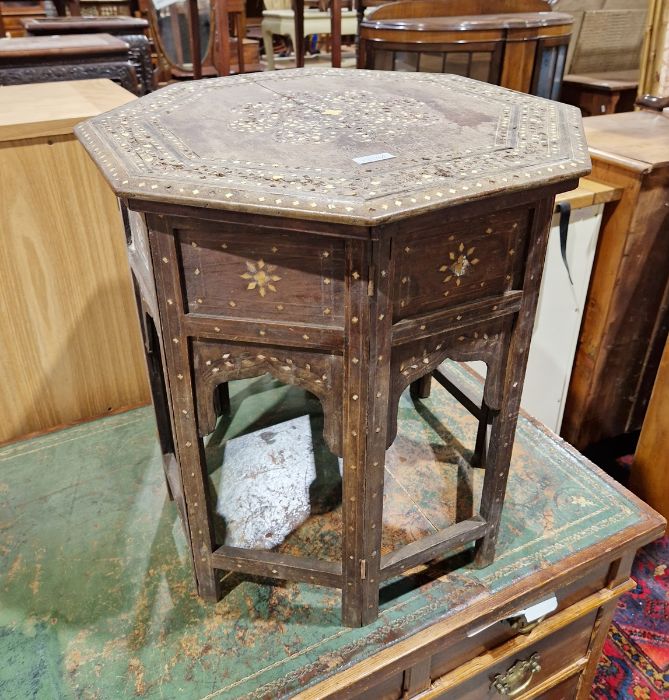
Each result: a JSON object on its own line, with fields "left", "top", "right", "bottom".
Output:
{"left": 439, "top": 243, "right": 480, "bottom": 288}
{"left": 241, "top": 259, "right": 281, "bottom": 297}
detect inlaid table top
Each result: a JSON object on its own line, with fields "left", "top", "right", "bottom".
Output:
{"left": 76, "top": 67, "right": 590, "bottom": 226}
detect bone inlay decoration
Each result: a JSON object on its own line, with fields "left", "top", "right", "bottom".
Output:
{"left": 440, "top": 243, "right": 480, "bottom": 290}
{"left": 241, "top": 259, "right": 281, "bottom": 297}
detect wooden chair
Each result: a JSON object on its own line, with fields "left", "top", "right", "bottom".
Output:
{"left": 139, "top": 0, "right": 258, "bottom": 81}
{"left": 261, "top": 0, "right": 357, "bottom": 69}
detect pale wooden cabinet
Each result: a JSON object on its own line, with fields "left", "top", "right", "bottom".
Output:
{"left": 0, "top": 79, "right": 149, "bottom": 444}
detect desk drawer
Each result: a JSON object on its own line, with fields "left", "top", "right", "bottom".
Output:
{"left": 430, "top": 562, "right": 609, "bottom": 680}
{"left": 431, "top": 608, "right": 596, "bottom": 699}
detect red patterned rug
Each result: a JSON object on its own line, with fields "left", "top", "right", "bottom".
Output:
{"left": 592, "top": 536, "right": 669, "bottom": 699}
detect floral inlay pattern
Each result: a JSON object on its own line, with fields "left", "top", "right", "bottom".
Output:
{"left": 440, "top": 243, "right": 480, "bottom": 290}
{"left": 77, "top": 68, "right": 590, "bottom": 224}
{"left": 227, "top": 90, "right": 442, "bottom": 145}
{"left": 241, "top": 259, "right": 281, "bottom": 297}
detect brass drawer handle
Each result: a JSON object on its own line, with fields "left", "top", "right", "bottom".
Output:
{"left": 491, "top": 653, "right": 542, "bottom": 696}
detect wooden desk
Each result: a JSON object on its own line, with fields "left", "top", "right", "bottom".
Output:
{"left": 0, "top": 80, "right": 150, "bottom": 444}
{"left": 0, "top": 371, "right": 664, "bottom": 698}
{"left": 562, "top": 110, "right": 669, "bottom": 450}
{"left": 0, "top": 33, "right": 138, "bottom": 92}
{"left": 77, "top": 68, "right": 588, "bottom": 626}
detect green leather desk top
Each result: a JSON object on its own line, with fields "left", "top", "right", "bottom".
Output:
{"left": 0, "top": 364, "right": 659, "bottom": 699}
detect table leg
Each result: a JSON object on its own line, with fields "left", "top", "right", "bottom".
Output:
{"left": 471, "top": 401, "right": 491, "bottom": 469}
{"left": 410, "top": 374, "right": 432, "bottom": 400}
{"left": 474, "top": 197, "right": 554, "bottom": 567}
{"left": 341, "top": 239, "right": 392, "bottom": 626}
{"left": 292, "top": 0, "right": 305, "bottom": 68}
{"left": 149, "top": 221, "right": 221, "bottom": 601}
{"left": 331, "top": 0, "right": 342, "bottom": 68}
{"left": 261, "top": 23, "right": 276, "bottom": 70}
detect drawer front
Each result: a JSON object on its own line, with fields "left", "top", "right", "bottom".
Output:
{"left": 177, "top": 225, "right": 346, "bottom": 326}
{"left": 535, "top": 673, "right": 580, "bottom": 699}
{"left": 430, "top": 563, "right": 610, "bottom": 680}
{"left": 392, "top": 207, "right": 529, "bottom": 322}
{"left": 435, "top": 609, "right": 596, "bottom": 699}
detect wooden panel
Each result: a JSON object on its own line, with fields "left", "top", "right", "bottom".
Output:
{"left": 392, "top": 207, "right": 528, "bottom": 321}
{"left": 500, "top": 39, "right": 536, "bottom": 92}
{"left": 537, "top": 673, "right": 580, "bottom": 699}
{"left": 178, "top": 224, "right": 346, "bottom": 325}
{"left": 630, "top": 335, "right": 669, "bottom": 520}
{"left": 0, "top": 133, "right": 149, "bottom": 444}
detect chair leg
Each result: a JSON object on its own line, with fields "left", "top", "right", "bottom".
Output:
{"left": 261, "top": 24, "right": 275, "bottom": 70}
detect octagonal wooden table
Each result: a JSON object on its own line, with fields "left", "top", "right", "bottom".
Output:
{"left": 77, "top": 68, "right": 589, "bottom": 626}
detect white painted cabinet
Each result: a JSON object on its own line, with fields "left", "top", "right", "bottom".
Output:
{"left": 522, "top": 204, "right": 604, "bottom": 432}
{"left": 468, "top": 203, "right": 604, "bottom": 433}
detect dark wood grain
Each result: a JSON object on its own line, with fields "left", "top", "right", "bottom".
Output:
{"left": 77, "top": 68, "right": 589, "bottom": 626}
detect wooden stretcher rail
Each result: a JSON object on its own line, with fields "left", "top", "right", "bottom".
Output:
{"left": 391, "top": 291, "right": 523, "bottom": 346}
{"left": 212, "top": 545, "right": 344, "bottom": 587}
{"left": 381, "top": 516, "right": 488, "bottom": 580}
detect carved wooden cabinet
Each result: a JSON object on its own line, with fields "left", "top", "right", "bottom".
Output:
{"left": 0, "top": 33, "right": 137, "bottom": 92}
{"left": 77, "top": 68, "right": 589, "bottom": 626}
{"left": 21, "top": 16, "right": 154, "bottom": 94}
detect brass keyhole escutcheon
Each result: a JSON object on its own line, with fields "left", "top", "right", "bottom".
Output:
{"left": 491, "top": 653, "right": 542, "bottom": 696}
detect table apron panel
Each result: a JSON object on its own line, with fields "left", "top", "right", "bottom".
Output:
{"left": 391, "top": 291, "right": 523, "bottom": 346}
{"left": 177, "top": 226, "right": 348, "bottom": 327}
{"left": 184, "top": 316, "right": 345, "bottom": 353}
